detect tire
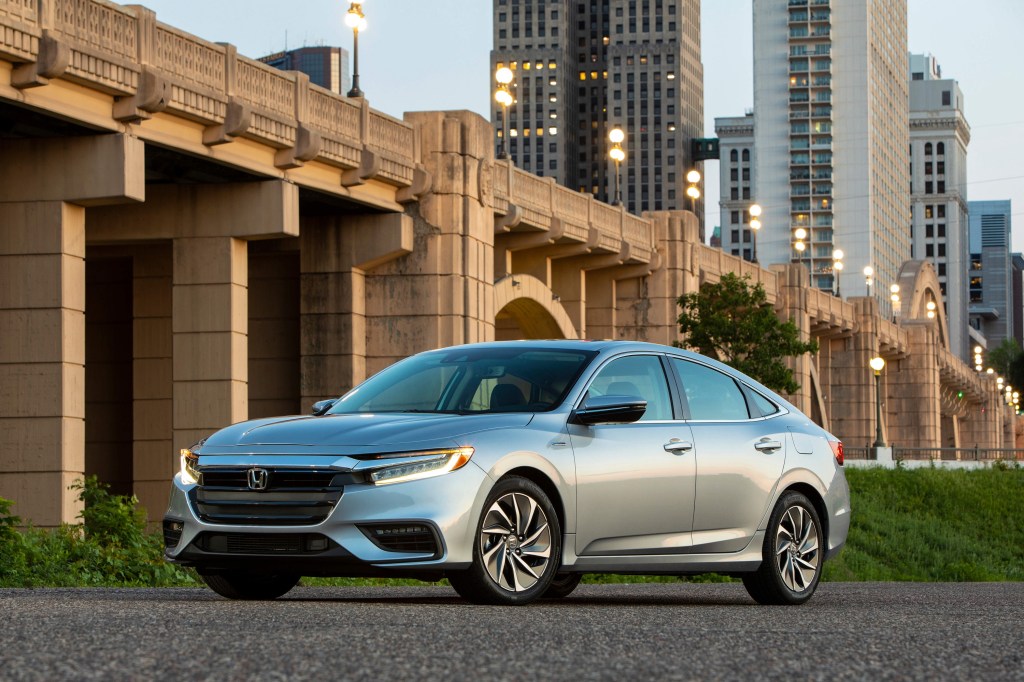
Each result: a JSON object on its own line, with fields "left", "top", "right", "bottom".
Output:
{"left": 542, "top": 573, "right": 582, "bottom": 599}
{"left": 742, "top": 491, "right": 823, "bottom": 605}
{"left": 201, "top": 571, "right": 300, "bottom": 600}
{"left": 448, "top": 476, "right": 561, "bottom": 605}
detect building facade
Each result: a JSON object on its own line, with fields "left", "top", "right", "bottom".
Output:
{"left": 752, "top": 0, "right": 909, "bottom": 296}
{"left": 259, "top": 46, "right": 350, "bottom": 95}
{"left": 715, "top": 113, "right": 756, "bottom": 261}
{"left": 968, "top": 200, "right": 1014, "bottom": 349}
{"left": 490, "top": 0, "right": 704, "bottom": 219}
{"left": 908, "top": 53, "right": 970, "bottom": 360}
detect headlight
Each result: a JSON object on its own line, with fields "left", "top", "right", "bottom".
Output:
{"left": 179, "top": 448, "right": 201, "bottom": 485}
{"left": 366, "top": 447, "right": 474, "bottom": 486}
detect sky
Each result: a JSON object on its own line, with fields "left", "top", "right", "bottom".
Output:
{"left": 138, "top": 0, "right": 1024, "bottom": 250}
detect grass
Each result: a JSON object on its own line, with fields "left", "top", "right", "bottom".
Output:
{"left": 822, "top": 465, "right": 1024, "bottom": 581}
{"left": 2, "top": 466, "right": 1021, "bottom": 587}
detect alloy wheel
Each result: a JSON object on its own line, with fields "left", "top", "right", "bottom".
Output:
{"left": 774, "top": 504, "right": 820, "bottom": 593}
{"left": 479, "top": 491, "right": 552, "bottom": 592}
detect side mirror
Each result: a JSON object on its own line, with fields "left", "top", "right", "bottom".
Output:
{"left": 311, "top": 399, "right": 337, "bottom": 416}
{"left": 571, "top": 394, "right": 647, "bottom": 425}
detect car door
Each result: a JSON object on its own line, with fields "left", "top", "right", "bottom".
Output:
{"left": 669, "top": 356, "right": 787, "bottom": 553}
{"left": 569, "top": 354, "right": 696, "bottom": 556}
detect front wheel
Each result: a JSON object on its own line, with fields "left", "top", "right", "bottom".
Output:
{"left": 448, "top": 476, "right": 561, "bottom": 605}
{"left": 201, "top": 571, "right": 300, "bottom": 600}
{"left": 742, "top": 491, "right": 823, "bottom": 605}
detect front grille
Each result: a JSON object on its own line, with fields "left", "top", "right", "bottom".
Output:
{"left": 190, "top": 467, "right": 346, "bottom": 526}
{"left": 360, "top": 523, "right": 441, "bottom": 556}
{"left": 193, "top": 532, "right": 335, "bottom": 555}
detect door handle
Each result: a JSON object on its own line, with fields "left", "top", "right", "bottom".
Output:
{"left": 664, "top": 439, "right": 694, "bottom": 453}
{"left": 754, "top": 439, "right": 783, "bottom": 453}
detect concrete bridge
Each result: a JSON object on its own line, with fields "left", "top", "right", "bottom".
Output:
{"left": 0, "top": 0, "right": 1013, "bottom": 525}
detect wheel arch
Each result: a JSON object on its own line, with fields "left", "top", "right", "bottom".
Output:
{"left": 782, "top": 481, "right": 830, "bottom": 548}
{"left": 500, "top": 466, "right": 567, "bottom": 541}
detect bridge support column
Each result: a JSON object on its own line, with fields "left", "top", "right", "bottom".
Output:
{"left": 0, "top": 202, "right": 86, "bottom": 526}
{"left": 890, "top": 322, "right": 941, "bottom": 449}
{"left": 172, "top": 237, "right": 249, "bottom": 453}
{"left": 0, "top": 134, "right": 143, "bottom": 526}
{"left": 829, "top": 298, "right": 882, "bottom": 448}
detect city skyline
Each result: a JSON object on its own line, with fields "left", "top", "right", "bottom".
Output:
{"left": 138, "top": 0, "right": 1023, "bottom": 251}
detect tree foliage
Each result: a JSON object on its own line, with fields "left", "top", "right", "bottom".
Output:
{"left": 985, "top": 338, "right": 1024, "bottom": 390}
{"left": 675, "top": 273, "right": 818, "bottom": 394}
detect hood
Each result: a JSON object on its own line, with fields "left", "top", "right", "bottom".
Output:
{"left": 200, "top": 412, "right": 534, "bottom": 451}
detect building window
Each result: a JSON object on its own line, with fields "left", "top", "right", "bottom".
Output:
{"left": 942, "top": 90, "right": 951, "bottom": 106}
{"left": 731, "top": 210, "right": 740, "bottom": 224}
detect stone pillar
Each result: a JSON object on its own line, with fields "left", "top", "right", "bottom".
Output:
{"left": 890, "top": 322, "right": 941, "bottom": 449}
{"left": 0, "top": 134, "right": 143, "bottom": 526}
{"left": 172, "top": 237, "right": 249, "bottom": 453}
{"left": 829, "top": 298, "right": 881, "bottom": 448}
{"left": 777, "top": 263, "right": 813, "bottom": 414}
{"left": 132, "top": 245, "right": 173, "bottom": 520}
{"left": 0, "top": 202, "right": 86, "bottom": 525}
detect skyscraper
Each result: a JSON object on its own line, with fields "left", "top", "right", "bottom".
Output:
{"left": 751, "top": 0, "right": 909, "bottom": 295}
{"left": 909, "top": 53, "right": 970, "bottom": 359}
{"left": 259, "top": 46, "right": 350, "bottom": 95}
{"left": 969, "top": 200, "right": 1014, "bottom": 350}
{"left": 490, "top": 0, "right": 703, "bottom": 217}
{"left": 715, "top": 112, "right": 756, "bottom": 261}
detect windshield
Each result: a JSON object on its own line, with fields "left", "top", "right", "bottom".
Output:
{"left": 327, "top": 347, "right": 598, "bottom": 415}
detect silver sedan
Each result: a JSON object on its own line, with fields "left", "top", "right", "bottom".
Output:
{"left": 164, "top": 340, "right": 850, "bottom": 605}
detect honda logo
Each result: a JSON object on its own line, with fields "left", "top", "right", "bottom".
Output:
{"left": 247, "top": 468, "right": 269, "bottom": 491}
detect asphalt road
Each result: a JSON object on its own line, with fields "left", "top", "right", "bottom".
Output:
{"left": 0, "top": 582, "right": 1021, "bottom": 681}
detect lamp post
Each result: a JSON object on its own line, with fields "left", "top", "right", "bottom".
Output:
{"left": 494, "top": 66, "right": 514, "bottom": 160}
{"left": 870, "top": 356, "right": 886, "bottom": 447}
{"left": 890, "top": 284, "right": 900, "bottom": 322}
{"left": 863, "top": 265, "right": 874, "bottom": 297}
{"left": 749, "top": 203, "right": 762, "bottom": 263}
{"left": 608, "top": 127, "right": 625, "bottom": 206}
{"left": 686, "top": 169, "right": 701, "bottom": 212}
{"left": 974, "top": 345, "right": 983, "bottom": 372}
{"left": 832, "top": 248, "right": 844, "bottom": 297}
{"left": 345, "top": 1, "right": 367, "bottom": 98}
{"left": 793, "top": 227, "right": 807, "bottom": 261}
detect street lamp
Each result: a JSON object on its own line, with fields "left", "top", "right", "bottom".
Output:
{"left": 832, "top": 248, "right": 844, "bottom": 297}
{"left": 863, "top": 266, "right": 874, "bottom": 297}
{"left": 890, "top": 284, "right": 900, "bottom": 322}
{"left": 870, "top": 356, "right": 886, "bottom": 448}
{"left": 345, "top": 1, "right": 367, "bottom": 98}
{"left": 608, "top": 127, "right": 625, "bottom": 206}
{"left": 926, "top": 300, "right": 937, "bottom": 319}
{"left": 974, "top": 345, "right": 983, "bottom": 372}
{"left": 686, "top": 169, "right": 701, "bottom": 212}
{"left": 749, "top": 203, "right": 762, "bottom": 263}
{"left": 494, "top": 66, "right": 514, "bottom": 160}
{"left": 793, "top": 227, "right": 807, "bottom": 259}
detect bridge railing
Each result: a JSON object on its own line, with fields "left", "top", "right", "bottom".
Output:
{"left": 846, "top": 446, "right": 1024, "bottom": 462}
{"left": 0, "top": 0, "right": 417, "bottom": 187}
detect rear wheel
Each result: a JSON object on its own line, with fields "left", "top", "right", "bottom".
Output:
{"left": 448, "top": 476, "right": 561, "bottom": 605}
{"left": 542, "top": 573, "right": 582, "bottom": 599}
{"left": 742, "top": 491, "right": 823, "bottom": 605}
{"left": 201, "top": 572, "right": 300, "bottom": 600}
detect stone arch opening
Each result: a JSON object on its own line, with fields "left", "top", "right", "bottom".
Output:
{"left": 493, "top": 275, "right": 578, "bottom": 340}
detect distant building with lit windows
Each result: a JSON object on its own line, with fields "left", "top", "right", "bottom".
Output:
{"left": 908, "top": 53, "right": 970, "bottom": 360}
{"left": 490, "top": 0, "right": 704, "bottom": 218}
{"left": 258, "top": 46, "right": 349, "bottom": 95}
{"left": 968, "top": 200, "right": 1014, "bottom": 351}
{"left": 715, "top": 112, "right": 755, "bottom": 261}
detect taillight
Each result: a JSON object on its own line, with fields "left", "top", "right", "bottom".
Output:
{"left": 829, "top": 440, "right": 844, "bottom": 466}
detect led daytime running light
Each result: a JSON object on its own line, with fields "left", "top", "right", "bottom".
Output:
{"left": 179, "top": 448, "right": 200, "bottom": 485}
{"left": 369, "top": 447, "right": 474, "bottom": 485}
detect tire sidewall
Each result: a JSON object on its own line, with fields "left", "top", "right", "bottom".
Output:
{"left": 468, "top": 476, "right": 562, "bottom": 605}
{"left": 764, "top": 491, "right": 823, "bottom": 605}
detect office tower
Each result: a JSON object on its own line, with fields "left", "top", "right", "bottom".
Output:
{"left": 259, "top": 46, "right": 350, "bottom": 95}
{"left": 716, "top": 112, "right": 756, "bottom": 261}
{"left": 752, "top": 0, "right": 909, "bottom": 295}
{"left": 491, "top": 0, "right": 704, "bottom": 218}
{"left": 969, "top": 200, "right": 1014, "bottom": 350}
{"left": 909, "top": 53, "right": 970, "bottom": 359}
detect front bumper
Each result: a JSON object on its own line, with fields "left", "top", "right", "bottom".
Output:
{"left": 164, "top": 460, "right": 491, "bottom": 577}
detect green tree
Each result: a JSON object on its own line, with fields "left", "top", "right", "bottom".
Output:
{"left": 675, "top": 272, "right": 818, "bottom": 394}
{"left": 986, "top": 338, "right": 1022, "bottom": 380}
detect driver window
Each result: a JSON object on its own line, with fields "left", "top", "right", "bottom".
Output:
{"left": 587, "top": 355, "right": 672, "bottom": 421}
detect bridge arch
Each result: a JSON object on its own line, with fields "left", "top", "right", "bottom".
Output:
{"left": 897, "top": 260, "right": 950, "bottom": 351}
{"left": 493, "top": 274, "right": 579, "bottom": 340}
